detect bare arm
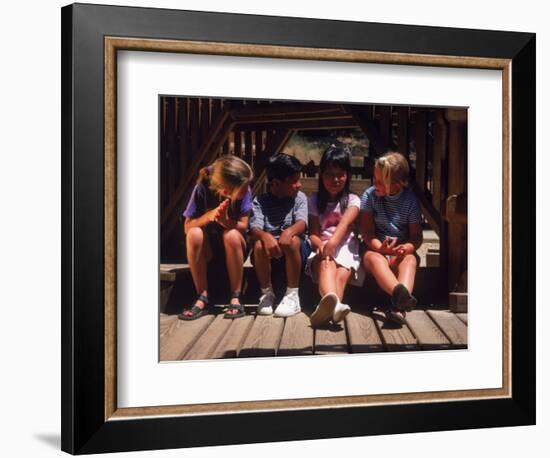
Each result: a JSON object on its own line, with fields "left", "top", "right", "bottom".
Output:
{"left": 308, "top": 214, "right": 324, "bottom": 253}
{"left": 326, "top": 205, "right": 359, "bottom": 248}
{"left": 394, "top": 223, "right": 423, "bottom": 256}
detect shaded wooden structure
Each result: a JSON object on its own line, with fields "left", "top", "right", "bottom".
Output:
{"left": 160, "top": 307, "right": 467, "bottom": 361}
{"left": 160, "top": 97, "right": 467, "bottom": 304}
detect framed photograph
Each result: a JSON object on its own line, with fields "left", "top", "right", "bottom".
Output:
{"left": 61, "top": 3, "right": 535, "bottom": 454}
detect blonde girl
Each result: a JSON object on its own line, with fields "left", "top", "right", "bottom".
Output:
{"left": 179, "top": 155, "right": 253, "bottom": 320}
{"left": 359, "top": 152, "right": 423, "bottom": 322}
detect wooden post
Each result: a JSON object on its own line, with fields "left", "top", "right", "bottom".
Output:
{"left": 445, "top": 108, "right": 467, "bottom": 293}
{"left": 189, "top": 98, "right": 199, "bottom": 160}
{"left": 166, "top": 97, "right": 177, "bottom": 199}
{"left": 397, "top": 106, "right": 409, "bottom": 159}
{"left": 377, "top": 105, "right": 392, "bottom": 151}
{"left": 177, "top": 97, "right": 189, "bottom": 177}
{"left": 414, "top": 108, "right": 428, "bottom": 192}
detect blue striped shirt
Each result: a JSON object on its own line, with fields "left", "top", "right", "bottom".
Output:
{"left": 249, "top": 191, "right": 308, "bottom": 238}
{"left": 360, "top": 186, "right": 421, "bottom": 243}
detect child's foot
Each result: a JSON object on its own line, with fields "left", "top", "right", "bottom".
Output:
{"left": 385, "top": 309, "right": 406, "bottom": 324}
{"left": 274, "top": 289, "right": 301, "bottom": 317}
{"left": 178, "top": 294, "right": 209, "bottom": 321}
{"left": 310, "top": 292, "right": 338, "bottom": 327}
{"left": 257, "top": 287, "right": 276, "bottom": 315}
{"left": 391, "top": 283, "right": 417, "bottom": 312}
{"left": 333, "top": 301, "right": 351, "bottom": 323}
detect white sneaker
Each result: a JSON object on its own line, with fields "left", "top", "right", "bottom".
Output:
{"left": 333, "top": 301, "right": 351, "bottom": 323}
{"left": 273, "top": 291, "right": 301, "bottom": 317}
{"left": 310, "top": 292, "right": 338, "bottom": 327}
{"left": 257, "top": 289, "right": 275, "bottom": 315}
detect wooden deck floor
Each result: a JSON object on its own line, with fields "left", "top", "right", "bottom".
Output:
{"left": 160, "top": 307, "right": 468, "bottom": 361}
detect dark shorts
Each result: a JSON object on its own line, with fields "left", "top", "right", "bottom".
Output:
{"left": 203, "top": 225, "right": 249, "bottom": 261}
{"left": 251, "top": 236, "right": 311, "bottom": 270}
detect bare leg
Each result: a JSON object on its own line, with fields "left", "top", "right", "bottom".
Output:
{"left": 317, "top": 257, "right": 338, "bottom": 296}
{"left": 335, "top": 266, "right": 352, "bottom": 301}
{"left": 223, "top": 229, "right": 247, "bottom": 308}
{"left": 281, "top": 236, "right": 302, "bottom": 288}
{"left": 252, "top": 239, "right": 272, "bottom": 289}
{"left": 363, "top": 251, "right": 398, "bottom": 296}
{"left": 395, "top": 254, "right": 418, "bottom": 294}
{"left": 184, "top": 227, "right": 213, "bottom": 313}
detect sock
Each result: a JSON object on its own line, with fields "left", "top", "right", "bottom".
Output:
{"left": 261, "top": 286, "right": 274, "bottom": 296}
{"left": 285, "top": 287, "right": 299, "bottom": 295}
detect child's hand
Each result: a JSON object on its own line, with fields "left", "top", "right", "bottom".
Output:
{"left": 262, "top": 233, "right": 282, "bottom": 259}
{"left": 394, "top": 243, "right": 415, "bottom": 257}
{"left": 380, "top": 237, "right": 398, "bottom": 255}
{"left": 322, "top": 239, "right": 337, "bottom": 260}
{"left": 215, "top": 199, "right": 235, "bottom": 228}
{"left": 278, "top": 230, "right": 294, "bottom": 249}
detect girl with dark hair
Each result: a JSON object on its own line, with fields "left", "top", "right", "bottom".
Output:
{"left": 305, "top": 145, "right": 364, "bottom": 327}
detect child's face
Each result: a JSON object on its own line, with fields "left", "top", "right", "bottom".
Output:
{"left": 273, "top": 172, "right": 302, "bottom": 198}
{"left": 322, "top": 163, "right": 347, "bottom": 197}
{"left": 219, "top": 184, "right": 249, "bottom": 201}
{"left": 373, "top": 167, "right": 401, "bottom": 197}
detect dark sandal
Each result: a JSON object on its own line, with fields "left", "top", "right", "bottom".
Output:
{"left": 391, "top": 283, "right": 417, "bottom": 312}
{"left": 224, "top": 291, "right": 245, "bottom": 319}
{"left": 178, "top": 294, "right": 210, "bottom": 321}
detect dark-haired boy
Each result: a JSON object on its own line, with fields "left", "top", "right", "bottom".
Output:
{"left": 249, "top": 154, "right": 310, "bottom": 317}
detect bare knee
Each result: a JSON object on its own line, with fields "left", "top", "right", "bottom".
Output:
{"left": 280, "top": 235, "right": 301, "bottom": 253}
{"left": 400, "top": 254, "right": 417, "bottom": 268}
{"left": 223, "top": 228, "right": 243, "bottom": 249}
{"left": 363, "top": 251, "right": 384, "bottom": 270}
{"left": 186, "top": 227, "right": 204, "bottom": 249}
{"left": 319, "top": 257, "right": 336, "bottom": 273}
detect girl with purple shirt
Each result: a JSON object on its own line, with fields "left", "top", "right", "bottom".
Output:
{"left": 179, "top": 155, "right": 253, "bottom": 320}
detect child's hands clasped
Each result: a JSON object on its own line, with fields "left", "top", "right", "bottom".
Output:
{"left": 213, "top": 199, "right": 235, "bottom": 228}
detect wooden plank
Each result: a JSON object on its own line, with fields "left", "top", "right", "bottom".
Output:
{"left": 278, "top": 312, "right": 314, "bottom": 356}
{"left": 184, "top": 314, "right": 233, "bottom": 360}
{"left": 160, "top": 314, "right": 179, "bottom": 338}
{"left": 345, "top": 311, "right": 384, "bottom": 353}
{"left": 405, "top": 310, "right": 451, "bottom": 350}
{"left": 456, "top": 313, "right": 468, "bottom": 325}
{"left": 159, "top": 314, "right": 215, "bottom": 361}
{"left": 372, "top": 311, "right": 419, "bottom": 351}
{"left": 211, "top": 315, "right": 255, "bottom": 359}
{"left": 427, "top": 310, "right": 468, "bottom": 348}
{"left": 239, "top": 315, "right": 285, "bottom": 358}
{"left": 314, "top": 322, "right": 348, "bottom": 355}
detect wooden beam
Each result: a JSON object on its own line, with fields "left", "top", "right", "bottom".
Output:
{"left": 346, "top": 105, "right": 390, "bottom": 156}
{"left": 232, "top": 113, "right": 353, "bottom": 125}
{"left": 237, "top": 117, "right": 357, "bottom": 131}
{"left": 411, "top": 183, "right": 441, "bottom": 237}
{"left": 232, "top": 102, "right": 344, "bottom": 118}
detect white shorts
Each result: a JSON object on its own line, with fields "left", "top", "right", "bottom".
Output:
{"left": 305, "top": 237, "right": 366, "bottom": 287}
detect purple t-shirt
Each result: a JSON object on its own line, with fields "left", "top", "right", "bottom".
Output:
{"left": 183, "top": 180, "right": 253, "bottom": 225}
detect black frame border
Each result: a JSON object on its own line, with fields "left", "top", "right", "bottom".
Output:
{"left": 61, "top": 3, "right": 535, "bottom": 454}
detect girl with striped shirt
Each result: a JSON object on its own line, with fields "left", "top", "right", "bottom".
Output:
{"left": 360, "top": 152, "right": 423, "bottom": 322}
